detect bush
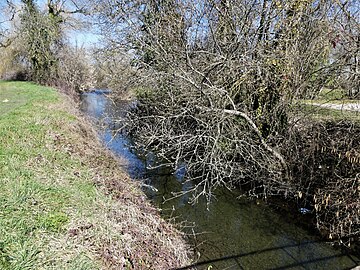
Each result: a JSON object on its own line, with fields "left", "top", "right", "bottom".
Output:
{"left": 284, "top": 120, "right": 360, "bottom": 247}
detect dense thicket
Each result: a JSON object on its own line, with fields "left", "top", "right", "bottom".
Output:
{"left": 283, "top": 119, "right": 359, "bottom": 246}
{"left": 0, "top": 0, "right": 92, "bottom": 95}
{"left": 91, "top": 0, "right": 359, "bottom": 247}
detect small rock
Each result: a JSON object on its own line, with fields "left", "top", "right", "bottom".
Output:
{"left": 2, "top": 99, "right": 9, "bottom": 103}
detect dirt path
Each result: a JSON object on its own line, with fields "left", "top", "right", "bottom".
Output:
{"left": 310, "top": 102, "right": 360, "bottom": 112}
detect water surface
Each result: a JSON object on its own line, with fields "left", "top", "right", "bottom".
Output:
{"left": 81, "top": 92, "right": 359, "bottom": 270}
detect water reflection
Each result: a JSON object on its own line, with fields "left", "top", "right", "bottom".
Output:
{"left": 81, "top": 92, "right": 145, "bottom": 178}
{"left": 81, "top": 92, "right": 359, "bottom": 270}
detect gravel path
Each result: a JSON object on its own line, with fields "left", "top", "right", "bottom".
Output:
{"left": 310, "top": 102, "right": 360, "bottom": 112}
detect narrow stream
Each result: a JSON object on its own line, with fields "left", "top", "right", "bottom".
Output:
{"left": 81, "top": 91, "right": 359, "bottom": 270}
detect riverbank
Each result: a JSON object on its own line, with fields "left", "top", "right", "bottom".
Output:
{"left": 0, "top": 81, "right": 190, "bottom": 269}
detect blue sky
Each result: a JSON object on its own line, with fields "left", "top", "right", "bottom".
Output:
{"left": 0, "top": 0, "right": 101, "bottom": 48}
{"left": 68, "top": 31, "right": 100, "bottom": 48}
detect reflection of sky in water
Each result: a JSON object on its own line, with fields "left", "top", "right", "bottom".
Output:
{"left": 175, "top": 163, "right": 187, "bottom": 180}
{"left": 102, "top": 129, "right": 145, "bottom": 179}
{"left": 80, "top": 92, "right": 108, "bottom": 119}
{"left": 80, "top": 92, "right": 145, "bottom": 178}
{"left": 80, "top": 92, "right": 359, "bottom": 270}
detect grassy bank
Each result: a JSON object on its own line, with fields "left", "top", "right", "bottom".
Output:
{"left": 0, "top": 81, "right": 190, "bottom": 269}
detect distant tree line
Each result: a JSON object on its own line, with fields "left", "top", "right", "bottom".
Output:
{"left": 0, "top": 0, "right": 93, "bottom": 95}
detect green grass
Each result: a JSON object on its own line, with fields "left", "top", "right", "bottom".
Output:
{"left": 297, "top": 87, "right": 360, "bottom": 122}
{"left": 303, "top": 88, "right": 358, "bottom": 104}
{"left": 317, "top": 88, "right": 346, "bottom": 100}
{"left": 298, "top": 104, "right": 360, "bottom": 123}
{"left": 0, "top": 81, "right": 98, "bottom": 269}
{"left": 0, "top": 81, "right": 189, "bottom": 269}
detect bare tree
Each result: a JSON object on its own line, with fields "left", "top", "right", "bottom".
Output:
{"left": 331, "top": 1, "right": 360, "bottom": 98}
{"left": 93, "top": 0, "right": 359, "bottom": 246}
{"left": 92, "top": 0, "right": 358, "bottom": 192}
{"left": 0, "top": 1, "right": 16, "bottom": 48}
{"left": 0, "top": 0, "right": 94, "bottom": 92}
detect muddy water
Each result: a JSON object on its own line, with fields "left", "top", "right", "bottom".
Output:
{"left": 81, "top": 92, "right": 359, "bottom": 270}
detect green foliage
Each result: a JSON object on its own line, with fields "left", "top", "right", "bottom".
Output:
{"left": 0, "top": 241, "right": 11, "bottom": 269}
{"left": 18, "top": 0, "right": 63, "bottom": 84}
{"left": 317, "top": 88, "right": 346, "bottom": 101}
{"left": 134, "top": 86, "right": 154, "bottom": 99}
{"left": 0, "top": 1, "right": 94, "bottom": 93}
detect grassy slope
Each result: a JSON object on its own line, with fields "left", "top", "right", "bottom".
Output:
{"left": 0, "top": 81, "right": 189, "bottom": 270}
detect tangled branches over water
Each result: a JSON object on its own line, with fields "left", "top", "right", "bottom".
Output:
{"left": 128, "top": 84, "right": 290, "bottom": 203}
{"left": 284, "top": 120, "right": 360, "bottom": 247}
{"left": 93, "top": 0, "right": 359, "bottom": 247}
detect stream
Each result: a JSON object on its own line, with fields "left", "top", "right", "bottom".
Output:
{"left": 80, "top": 91, "right": 359, "bottom": 270}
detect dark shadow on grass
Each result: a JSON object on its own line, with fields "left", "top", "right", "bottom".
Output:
{"left": 1, "top": 71, "right": 29, "bottom": 81}
{"left": 173, "top": 240, "right": 359, "bottom": 270}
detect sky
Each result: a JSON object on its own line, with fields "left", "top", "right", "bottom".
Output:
{"left": 0, "top": 0, "right": 101, "bottom": 48}
{"left": 68, "top": 30, "right": 101, "bottom": 48}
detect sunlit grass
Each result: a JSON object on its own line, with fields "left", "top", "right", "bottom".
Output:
{"left": 303, "top": 88, "right": 358, "bottom": 104}
{"left": 294, "top": 87, "right": 360, "bottom": 123}
{"left": 0, "top": 81, "right": 98, "bottom": 269}
{"left": 317, "top": 88, "right": 346, "bottom": 100}
{"left": 0, "top": 81, "right": 189, "bottom": 269}
{"left": 295, "top": 103, "right": 360, "bottom": 123}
